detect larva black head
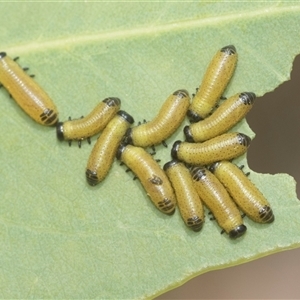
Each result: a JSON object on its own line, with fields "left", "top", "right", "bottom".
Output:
{"left": 85, "top": 169, "right": 99, "bottom": 186}
{"left": 116, "top": 143, "right": 127, "bottom": 160}
{"left": 187, "top": 109, "right": 203, "bottom": 123}
{"left": 173, "top": 89, "right": 189, "bottom": 98}
{"left": 183, "top": 125, "right": 195, "bottom": 142}
{"left": 208, "top": 161, "right": 220, "bottom": 173}
{"left": 56, "top": 122, "right": 65, "bottom": 141}
{"left": 103, "top": 97, "right": 121, "bottom": 107}
{"left": 171, "top": 140, "right": 182, "bottom": 160}
{"left": 0, "top": 52, "right": 7, "bottom": 59}
{"left": 117, "top": 110, "right": 134, "bottom": 124}
{"left": 239, "top": 92, "right": 256, "bottom": 105}
{"left": 229, "top": 224, "right": 247, "bottom": 239}
{"left": 163, "top": 159, "right": 180, "bottom": 172}
{"left": 259, "top": 206, "right": 275, "bottom": 223}
{"left": 220, "top": 45, "right": 236, "bottom": 55}
{"left": 237, "top": 133, "right": 251, "bottom": 147}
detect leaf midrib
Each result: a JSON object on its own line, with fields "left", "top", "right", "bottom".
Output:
{"left": 6, "top": 5, "right": 300, "bottom": 56}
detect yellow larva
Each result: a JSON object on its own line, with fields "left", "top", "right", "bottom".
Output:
{"left": 124, "top": 89, "right": 190, "bottom": 147}
{"left": 190, "top": 166, "right": 246, "bottom": 239}
{"left": 187, "top": 45, "right": 238, "bottom": 122}
{"left": 171, "top": 132, "right": 251, "bottom": 166}
{"left": 116, "top": 144, "right": 176, "bottom": 214}
{"left": 56, "top": 97, "right": 121, "bottom": 147}
{"left": 209, "top": 161, "right": 274, "bottom": 223}
{"left": 0, "top": 52, "right": 58, "bottom": 126}
{"left": 164, "top": 160, "right": 204, "bottom": 231}
{"left": 185, "top": 92, "right": 256, "bottom": 142}
{"left": 85, "top": 110, "right": 134, "bottom": 186}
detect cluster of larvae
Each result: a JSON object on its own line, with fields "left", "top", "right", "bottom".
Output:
{"left": 0, "top": 45, "right": 274, "bottom": 239}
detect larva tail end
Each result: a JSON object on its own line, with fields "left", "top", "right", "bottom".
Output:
{"left": 103, "top": 97, "right": 121, "bottom": 107}
{"left": 165, "top": 207, "right": 176, "bottom": 216}
{"left": 240, "top": 92, "right": 256, "bottom": 105}
{"left": 229, "top": 224, "right": 247, "bottom": 239}
{"left": 187, "top": 109, "right": 203, "bottom": 123}
{"left": 56, "top": 122, "right": 65, "bottom": 141}
{"left": 187, "top": 217, "right": 204, "bottom": 232}
{"left": 208, "top": 161, "right": 220, "bottom": 173}
{"left": 171, "top": 141, "right": 182, "bottom": 160}
{"left": 117, "top": 110, "right": 134, "bottom": 124}
{"left": 191, "top": 222, "right": 204, "bottom": 232}
{"left": 0, "top": 52, "right": 7, "bottom": 59}
{"left": 266, "top": 213, "right": 275, "bottom": 223}
{"left": 183, "top": 125, "right": 195, "bottom": 142}
{"left": 173, "top": 89, "right": 189, "bottom": 98}
{"left": 158, "top": 198, "right": 176, "bottom": 215}
{"left": 237, "top": 133, "right": 251, "bottom": 147}
{"left": 190, "top": 166, "right": 206, "bottom": 181}
{"left": 221, "top": 45, "right": 236, "bottom": 55}
{"left": 260, "top": 206, "right": 275, "bottom": 223}
{"left": 85, "top": 169, "right": 99, "bottom": 186}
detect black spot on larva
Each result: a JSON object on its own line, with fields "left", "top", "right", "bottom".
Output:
{"left": 149, "top": 175, "right": 163, "bottom": 185}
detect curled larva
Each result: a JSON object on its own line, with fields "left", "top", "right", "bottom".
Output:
{"left": 0, "top": 52, "right": 58, "bottom": 125}
{"left": 171, "top": 132, "right": 251, "bottom": 166}
{"left": 164, "top": 160, "right": 204, "bottom": 231}
{"left": 185, "top": 92, "right": 256, "bottom": 142}
{"left": 86, "top": 110, "right": 134, "bottom": 186}
{"left": 116, "top": 144, "right": 176, "bottom": 215}
{"left": 56, "top": 97, "right": 121, "bottom": 147}
{"left": 190, "top": 166, "right": 246, "bottom": 239}
{"left": 124, "top": 89, "right": 190, "bottom": 147}
{"left": 209, "top": 161, "right": 274, "bottom": 223}
{"left": 187, "top": 45, "right": 238, "bottom": 123}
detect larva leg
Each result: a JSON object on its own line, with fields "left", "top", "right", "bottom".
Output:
{"left": 162, "top": 140, "right": 167, "bottom": 148}
{"left": 238, "top": 164, "right": 250, "bottom": 176}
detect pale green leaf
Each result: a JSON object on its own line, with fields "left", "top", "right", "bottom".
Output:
{"left": 0, "top": 2, "right": 299, "bottom": 299}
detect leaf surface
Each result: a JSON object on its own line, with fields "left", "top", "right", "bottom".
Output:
{"left": 0, "top": 2, "right": 300, "bottom": 299}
